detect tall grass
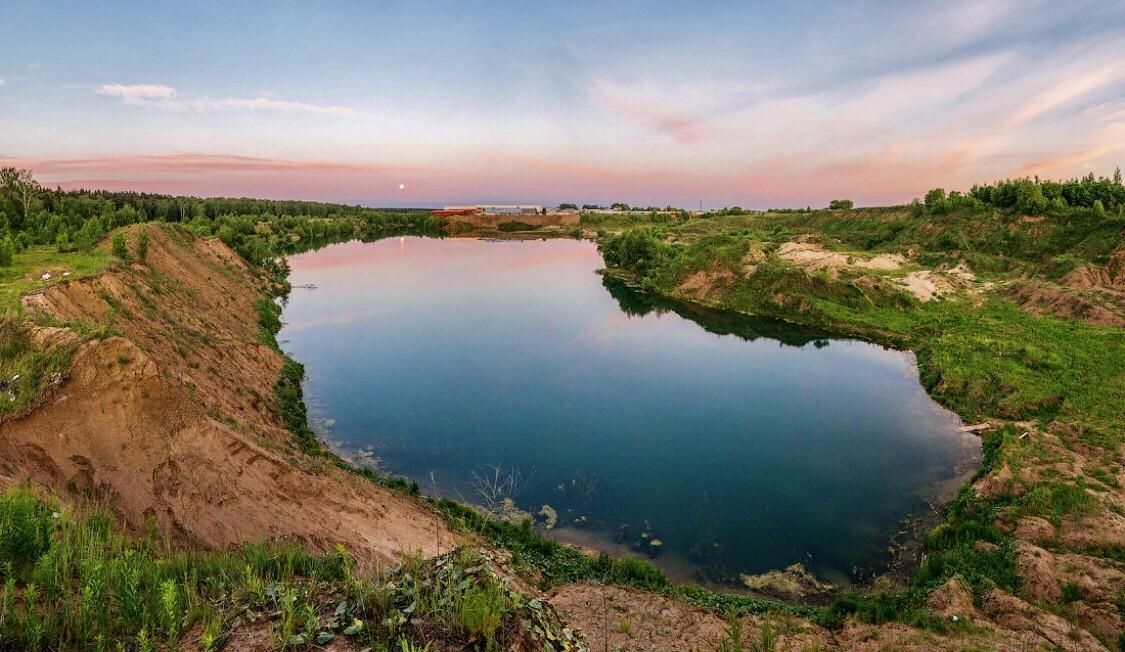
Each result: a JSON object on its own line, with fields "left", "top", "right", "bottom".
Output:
{"left": 0, "top": 487, "right": 586, "bottom": 651}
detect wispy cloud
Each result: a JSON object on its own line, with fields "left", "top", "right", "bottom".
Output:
{"left": 96, "top": 83, "right": 356, "bottom": 116}
{"left": 1008, "top": 65, "right": 1122, "bottom": 126}
{"left": 0, "top": 79, "right": 6, "bottom": 88}
{"left": 97, "top": 83, "right": 177, "bottom": 105}
{"left": 200, "top": 97, "right": 355, "bottom": 116}
{"left": 593, "top": 80, "right": 711, "bottom": 144}
{"left": 1017, "top": 122, "right": 1125, "bottom": 177}
{"left": 1, "top": 153, "right": 422, "bottom": 176}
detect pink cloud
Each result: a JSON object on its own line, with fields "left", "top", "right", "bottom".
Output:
{"left": 4, "top": 153, "right": 419, "bottom": 176}
{"left": 594, "top": 83, "right": 709, "bottom": 144}
{"left": 0, "top": 153, "right": 431, "bottom": 201}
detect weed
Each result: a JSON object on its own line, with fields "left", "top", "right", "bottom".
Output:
{"left": 1060, "top": 581, "right": 1082, "bottom": 604}
{"left": 718, "top": 612, "right": 744, "bottom": 652}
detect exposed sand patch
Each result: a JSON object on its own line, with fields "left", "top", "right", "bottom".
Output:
{"left": 900, "top": 263, "right": 977, "bottom": 302}
{"left": 677, "top": 265, "right": 737, "bottom": 301}
{"left": 776, "top": 241, "right": 906, "bottom": 277}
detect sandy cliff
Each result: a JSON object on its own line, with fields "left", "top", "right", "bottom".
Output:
{"left": 1, "top": 225, "right": 454, "bottom": 565}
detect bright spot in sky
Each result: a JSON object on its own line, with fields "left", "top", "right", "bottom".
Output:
{"left": 399, "top": 183, "right": 405, "bottom": 190}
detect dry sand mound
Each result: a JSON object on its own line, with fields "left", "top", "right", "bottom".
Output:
{"left": 776, "top": 241, "right": 905, "bottom": 276}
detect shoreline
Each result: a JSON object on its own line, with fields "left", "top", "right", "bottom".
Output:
{"left": 280, "top": 233, "right": 986, "bottom": 599}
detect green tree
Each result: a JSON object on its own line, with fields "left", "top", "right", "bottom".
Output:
{"left": 56, "top": 229, "right": 71, "bottom": 253}
{"left": 1015, "top": 181, "right": 1048, "bottom": 214}
{"left": 600, "top": 228, "right": 662, "bottom": 272}
{"left": 0, "top": 234, "right": 14, "bottom": 267}
{"left": 828, "top": 199, "right": 853, "bottom": 210}
{"left": 112, "top": 232, "right": 129, "bottom": 260}
{"left": 1093, "top": 199, "right": 1106, "bottom": 215}
{"left": 137, "top": 229, "right": 150, "bottom": 262}
{"left": 0, "top": 167, "right": 39, "bottom": 230}
{"left": 924, "top": 188, "right": 946, "bottom": 208}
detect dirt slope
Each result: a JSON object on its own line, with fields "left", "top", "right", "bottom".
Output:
{"left": 550, "top": 578, "right": 1113, "bottom": 651}
{"left": 0, "top": 225, "right": 454, "bottom": 565}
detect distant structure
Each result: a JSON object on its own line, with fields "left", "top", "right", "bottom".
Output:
{"left": 431, "top": 204, "right": 544, "bottom": 217}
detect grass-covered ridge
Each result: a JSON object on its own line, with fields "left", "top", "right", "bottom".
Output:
{"left": 596, "top": 203, "right": 1125, "bottom": 439}
{"left": 0, "top": 487, "right": 586, "bottom": 651}
{"left": 591, "top": 181, "right": 1125, "bottom": 643}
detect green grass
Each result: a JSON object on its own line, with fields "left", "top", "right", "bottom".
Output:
{"left": 0, "top": 244, "right": 116, "bottom": 418}
{"left": 274, "top": 359, "right": 320, "bottom": 455}
{"left": 821, "top": 486, "right": 1018, "bottom": 631}
{"left": 599, "top": 220, "right": 1125, "bottom": 441}
{"left": 1012, "top": 479, "right": 1098, "bottom": 526}
{"left": 0, "top": 487, "right": 583, "bottom": 651}
{"left": 821, "top": 298, "right": 1125, "bottom": 437}
{"left": 0, "top": 245, "right": 113, "bottom": 317}
{"left": 593, "top": 206, "right": 1123, "bottom": 633}
{"left": 432, "top": 498, "right": 818, "bottom": 620}
{"left": 255, "top": 297, "right": 283, "bottom": 350}
{"left": 0, "top": 319, "right": 79, "bottom": 420}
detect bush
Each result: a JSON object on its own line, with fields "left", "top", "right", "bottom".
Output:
{"left": 137, "top": 229, "right": 150, "bottom": 261}
{"left": 600, "top": 228, "right": 664, "bottom": 273}
{"left": 0, "top": 234, "right": 14, "bottom": 267}
{"left": 112, "top": 232, "right": 129, "bottom": 260}
{"left": 828, "top": 199, "right": 854, "bottom": 210}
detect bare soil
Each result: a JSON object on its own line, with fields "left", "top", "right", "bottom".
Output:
{"left": 1, "top": 225, "right": 455, "bottom": 567}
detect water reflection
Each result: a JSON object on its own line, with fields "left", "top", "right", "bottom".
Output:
{"left": 279, "top": 237, "right": 977, "bottom": 584}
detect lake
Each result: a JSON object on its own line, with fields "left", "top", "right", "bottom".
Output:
{"left": 278, "top": 236, "right": 979, "bottom": 584}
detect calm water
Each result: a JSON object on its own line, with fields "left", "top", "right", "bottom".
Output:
{"left": 279, "top": 237, "right": 978, "bottom": 582}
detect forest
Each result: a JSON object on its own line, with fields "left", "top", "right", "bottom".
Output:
{"left": 0, "top": 168, "right": 443, "bottom": 267}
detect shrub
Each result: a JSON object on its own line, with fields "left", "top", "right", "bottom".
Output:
{"left": 828, "top": 199, "right": 854, "bottom": 210}
{"left": 0, "top": 234, "right": 14, "bottom": 267}
{"left": 136, "top": 229, "right": 150, "bottom": 261}
{"left": 600, "top": 228, "right": 664, "bottom": 273}
{"left": 1060, "top": 581, "right": 1082, "bottom": 604}
{"left": 112, "top": 232, "right": 129, "bottom": 260}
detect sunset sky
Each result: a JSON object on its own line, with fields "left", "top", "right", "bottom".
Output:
{"left": 2, "top": 1, "right": 1124, "bottom": 208}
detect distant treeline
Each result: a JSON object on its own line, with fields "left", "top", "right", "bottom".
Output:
{"left": 0, "top": 168, "right": 444, "bottom": 266}
{"left": 964, "top": 169, "right": 1124, "bottom": 214}
{"left": 704, "top": 170, "right": 1125, "bottom": 218}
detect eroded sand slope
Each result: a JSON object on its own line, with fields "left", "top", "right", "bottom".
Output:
{"left": 1, "top": 225, "right": 454, "bottom": 565}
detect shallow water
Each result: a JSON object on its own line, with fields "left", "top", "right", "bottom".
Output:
{"left": 279, "top": 237, "right": 978, "bottom": 582}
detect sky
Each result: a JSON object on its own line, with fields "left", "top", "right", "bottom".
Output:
{"left": 1, "top": 1, "right": 1124, "bottom": 209}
